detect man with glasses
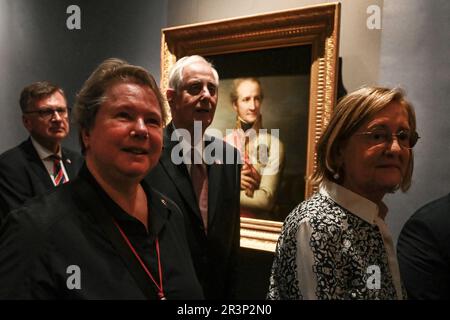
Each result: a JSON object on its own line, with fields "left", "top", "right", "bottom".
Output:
{"left": 146, "top": 56, "right": 241, "bottom": 299}
{"left": 0, "top": 81, "right": 83, "bottom": 221}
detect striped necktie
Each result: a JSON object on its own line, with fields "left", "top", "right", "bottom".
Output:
{"left": 51, "top": 155, "right": 67, "bottom": 186}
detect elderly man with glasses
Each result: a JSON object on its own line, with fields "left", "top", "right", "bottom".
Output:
{"left": 0, "top": 81, "right": 83, "bottom": 222}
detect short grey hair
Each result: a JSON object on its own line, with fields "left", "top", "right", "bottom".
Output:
{"left": 168, "top": 55, "right": 219, "bottom": 92}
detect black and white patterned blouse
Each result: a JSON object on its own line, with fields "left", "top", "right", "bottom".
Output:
{"left": 267, "top": 180, "right": 404, "bottom": 300}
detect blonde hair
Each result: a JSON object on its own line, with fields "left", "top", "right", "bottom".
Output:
{"left": 230, "top": 78, "right": 264, "bottom": 131}
{"left": 312, "top": 86, "right": 417, "bottom": 192}
{"left": 229, "top": 78, "right": 264, "bottom": 105}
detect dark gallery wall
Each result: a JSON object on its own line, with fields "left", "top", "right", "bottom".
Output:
{"left": 0, "top": 0, "right": 167, "bottom": 152}
{"left": 380, "top": 0, "right": 450, "bottom": 244}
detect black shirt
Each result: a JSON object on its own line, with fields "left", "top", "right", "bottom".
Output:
{"left": 0, "top": 165, "right": 203, "bottom": 299}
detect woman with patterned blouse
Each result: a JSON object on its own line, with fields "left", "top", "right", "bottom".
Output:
{"left": 268, "top": 86, "right": 419, "bottom": 299}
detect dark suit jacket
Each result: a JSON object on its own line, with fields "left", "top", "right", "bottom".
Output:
{"left": 397, "top": 193, "right": 450, "bottom": 299}
{"left": 0, "top": 138, "right": 83, "bottom": 221}
{"left": 145, "top": 124, "right": 241, "bottom": 299}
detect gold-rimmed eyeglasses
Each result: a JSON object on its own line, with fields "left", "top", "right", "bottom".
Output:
{"left": 354, "top": 129, "right": 420, "bottom": 149}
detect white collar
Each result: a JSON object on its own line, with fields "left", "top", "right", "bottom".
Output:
{"left": 30, "top": 136, "right": 62, "bottom": 160}
{"left": 319, "top": 179, "right": 386, "bottom": 225}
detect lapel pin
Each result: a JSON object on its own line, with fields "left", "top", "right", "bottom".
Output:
{"left": 66, "top": 159, "right": 72, "bottom": 164}
{"left": 161, "top": 198, "right": 167, "bottom": 207}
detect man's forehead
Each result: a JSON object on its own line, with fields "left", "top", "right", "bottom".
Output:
{"left": 183, "top": 62, "right": 216, "bottom": 79}
{"left": 238, "top": 84, "right": 261, "bottom": 95}
{"left": 36, "top": 91, "right": 67, "bottom": 106}
{"left": 185, "top": 78, "right": 217, "bottom": 85}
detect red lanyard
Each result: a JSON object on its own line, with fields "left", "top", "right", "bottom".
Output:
{"left": 113, "top": 219, "right": 166, "bottom": 300}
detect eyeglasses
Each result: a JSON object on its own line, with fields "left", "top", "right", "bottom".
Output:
{"left": 24, "top": 107, "right": 69, "bottom": 120}
{"left": 183, "top": 81, "right": 217, "bottom": 96}
{"left": 354, "top": 129, "right": 420, "bottom": 149}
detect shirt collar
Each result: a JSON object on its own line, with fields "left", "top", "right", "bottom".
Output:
{"left": 78, "top": 164, "right": 169, "bottom": 237}
{"left": 30, "top": 136, "right": 62, "bottom": 160}
{"left": 319, "top": 179, "right": 386, "bottom": 225}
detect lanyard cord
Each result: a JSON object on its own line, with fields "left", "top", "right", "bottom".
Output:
{"left": 113, "top": 219, "right": 165, "bottom": 300}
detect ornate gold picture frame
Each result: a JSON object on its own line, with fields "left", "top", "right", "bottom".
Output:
{"left": 161, "top": 3, "right": 341, "bottom": 252}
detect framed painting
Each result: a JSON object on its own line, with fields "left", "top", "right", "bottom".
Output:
{"left": 161, "top": 3, "right": 341, "bottom": 251}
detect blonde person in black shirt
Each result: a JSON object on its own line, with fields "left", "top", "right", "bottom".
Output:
{"left": 0, "top": 58, "right": 203, "bottom": 299}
